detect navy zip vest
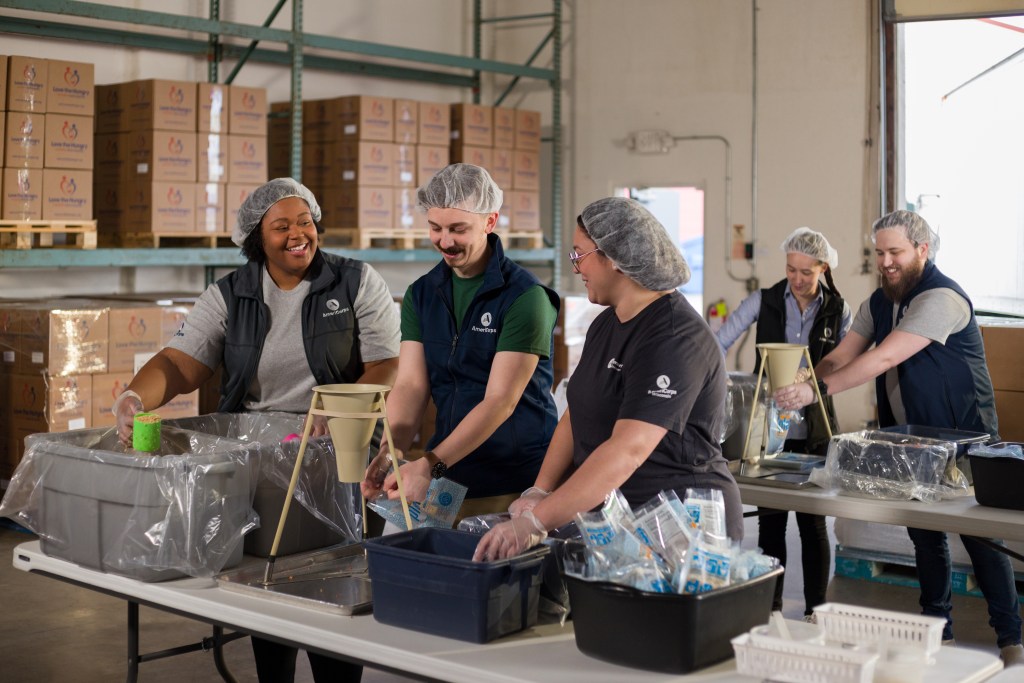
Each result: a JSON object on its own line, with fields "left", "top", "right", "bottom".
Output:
{"left": 411, "top": 233, "right": 559, "bottom": 498}
{"left": 217, "top": 251, "right": 366, "bottom": 412}
{"left": 755, "top": 278, "right": 844, "bottom": 453}
{"left": 869, "top": 261, "right": 998, "bottom": 438}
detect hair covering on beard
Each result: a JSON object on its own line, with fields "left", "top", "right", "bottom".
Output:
{"left": 871, "top": 209, "right": 940, "bottom": 262}
{"left": 232, "top": 177, "right": 322, "bottom": 247}
{"left": 780, "top": 227, "right": 839, "bottom": 269}
{"left": 416, "top": 163, "right": 503, "bottom": 214}
{"left": 578, "top": 197, "right": 690, "bottom": 291}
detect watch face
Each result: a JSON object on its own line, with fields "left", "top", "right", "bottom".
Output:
{"left": 431, "top": 461, "right": 447, "bottom": 479}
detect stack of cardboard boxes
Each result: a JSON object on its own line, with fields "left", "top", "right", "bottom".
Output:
{"left": 0, "top": 298, "right": 197, "bottom": 478}
{"left": 1, "top": 54, "right": 95, "bottom": 223}
{"left": 450, "top": 103, "right": 542, "bottom": 234}
{"left": 94, "top": 79, "right": 267, "bottom": 237}
{"left": 979, "top": 318, "right": 1024, "bottom": 442}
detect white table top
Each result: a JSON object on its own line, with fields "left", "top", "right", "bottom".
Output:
{"left": 739, "top": 484, "right": 1024, "bottom": 542}
{"left": 12, "top": 541, "right": 1005, "bottom": 683}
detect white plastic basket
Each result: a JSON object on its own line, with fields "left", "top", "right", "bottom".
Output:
{"left": 813, "top": 603, "right": 946, "bottom": 656}
{"left": 732, "top": 632, "right": 878, "bottom": 683}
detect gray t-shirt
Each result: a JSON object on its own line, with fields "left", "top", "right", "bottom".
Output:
{"left": 167, "top": 262, "right": 400, "bottom": 412}
{"left": 851, "top": 288, "right": 971, "bottom": 423}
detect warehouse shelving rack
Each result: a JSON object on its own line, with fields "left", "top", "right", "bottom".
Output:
{"left": 0, "top": 0, "right": 563, "bottom": 284}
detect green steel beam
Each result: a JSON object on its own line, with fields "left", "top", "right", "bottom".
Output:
{"left": 0, "top": 17, "right": 476, "bottom": 87}
{"left": 224, "top": 0, "right": 287, "bottom": 85}
{"left": 0, "top": 0, "right": 554, "bottom": 80}
{"left": 207, "top": 0, "right": 220, "bottom": 83}
{"left": 289, "top": 0, "right": 303, "bottom": 181}
{"left": 550, "top": 0, "right": 563, "bottom": 285}
{"left": 494, "top": 28, "right": 553, "bottom": 106}
{"left": 479, "top": 13, "right": 556, "bottom": 24}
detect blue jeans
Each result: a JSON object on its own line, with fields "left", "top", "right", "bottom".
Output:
{"left": 907, "top": 527, "right": 1023, "bottom": 647}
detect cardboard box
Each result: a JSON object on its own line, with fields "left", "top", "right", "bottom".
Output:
{"left": 268, "top": 101, "right": 292, "bottom": 139}
{"left": 42, "top": 169, "right": 93, "bottom": 221}
{"left": 160, "top": 304, "right": 193, "bottom": 343}
{"left": 196, "top": 182, "right": 225, "bottom": 233}
{"left": 322, "top": 140, "right": 394, "bottom": 187}
{"left": 416, "top": 144, "right": 449, "bottom": 186}
{"left": 93, "top": 132, "right": 128, "bottom": 183}
{"left": 300, "top": 140, "right": 329, "bottom": 191}
{"left": 94, "top": 182, "right": 127, "bottom": 232}
{"left": 0, "top": 305, "right": 18, "bottom": 369}
{"left": 394, "top": 98, "right": 419, "bottom": 144}
{"left": 993, "top": 390, "right": 1024, "bottom": 442}
{"left": 95, "top": 83, "right": 128, "bottom": 134}
{"left": 512, "top": 149, "right": 541, "bottom": 191}
{"left": 106, "top": 304, "right": 164, "bottom": 373}
{"left": 125, "top": 79, "right": 197, "bottom": 132}
{"left": 301, "top": 98, "right": 335, "bottom": 143}
{"left": 450, "top": 103, "right": 493, "bottom": 147}
{"left": 91, "top": 371, "right": 132, "bottom": 428}
{"left": 46, "top": 60, "right": 94, "bottom": 116}
{"left": 44, "top": 114, "right": 94, "bottom": 170}
{"left": 160, "top": 389, "right": 199, "bottom": 420}
{"left": 981, "top": 321, "right": 1024, "bottom": 392}
{"left": 322, "top": 186, "right": 393, "bottom": 229}
{"left": 228, "top": 85, "right": 268, "bottom": 135}
{"left": 18, "top": 303, "right": 108, "bottom": 376}
{"left": 268, "top": 140, "right": 291, "bottom": 180}
{"left": 1, "top": 167, "right": 43, "bottom": 220}
{"left": 6, "top": 56, "right": 48, "bottom": 113}
{"left": 394, "top": 186, "right": 425, "bottom": 231}
{"left": 394, "top": 144, "right": 416, "bottom": 187}
{"left": 498, "top": 192, "right": 512, "bottom": 230}
{"left": 510, "top": 190, "right": 541, "bottom": 232}
{"left": 4, "top": 111, "right": 45, "bottom": 168}
{"left": 0, "top": 111, "right": 5, "bottom": 166}
{"left": 514, "top": 109, "right": 542, "bottom": 150}
{"left": 133, "top": 130, "right": 197, "bottom": 182}
{"left": 226, "top": 183, "right": 260, "bottom": 233}
{"left": 226, "top": 134, "right": 268, "bottom": 184}
{"left": 489, "top": 147, "right": 513, "bottom": 189}
{"left": 0, "top": 56, "right": 7, "bottom": 115}
{"left": 125, "top": 181, "right": 197, "bottom": 233}
{"left": 418, "top": 101, "right": 451, "bottom": 146}
{"left": 450, "top": 144, "right": 492, "bottom": 172}
{"left": 10, "top": 372, "right": 92, "bottom": 433}
{"left": 493, "top": 107, "right": 516, "bottom": 148}
{"left": 197, "top": 132, "right": 227, "bottom": 183}
{"left": 197, "top": 82, "right": 227, "bottom": 133}
{"left": 337, "top": 95, "right": 394, "bottom": 142}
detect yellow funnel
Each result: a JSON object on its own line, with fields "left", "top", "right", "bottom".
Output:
{"left": 757, "top": 343, "right": 805, "bottom": 391}
{"left": 317, "top": 383, "right": 389, "bottom": 483}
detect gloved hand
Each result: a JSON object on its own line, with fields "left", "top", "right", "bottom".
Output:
{"left": 361, "top": 444, "right": 397, "bottom": 499}
{"left": 309, "top": 414, "right": 329, "bottom": 438}
{"left": 112, "top": 389, "right": 144, "bottom": 446}
{"left": 794, "top": 367, "right": 812, "bottom": 383}
{"left": 508, "top": 486, "right": 550, "bottom": 517}
{"left": 472, "top": 510, "right": 548, "bottom": 562}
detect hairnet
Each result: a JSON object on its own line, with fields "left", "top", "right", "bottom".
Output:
{"left": 417, "top": 163, "right": 503, "bottom": 214}
{"left": 578, "top": 197, "right": 690, "bottom": 290}
{"left": 871, "top": 209, "right": 939, "bottom": 262}
{"left": 780, "top": 227, "right": 839, "bottom": 269}
{"left": 232, "top": 177, "right": 322, "bottom": 247}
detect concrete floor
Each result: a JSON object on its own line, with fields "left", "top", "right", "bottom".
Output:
{"left": 0, "top": 512, "right": 1010, "bottom": 682}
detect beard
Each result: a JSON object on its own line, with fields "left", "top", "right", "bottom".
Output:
{"left": 880, "top": 257, "right": 925, "bottom": 302}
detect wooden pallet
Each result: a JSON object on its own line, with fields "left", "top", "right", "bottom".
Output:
{"left": 100, "top": 232, "right": 234, "bottom": 248}
{"left": 497, "top": 230, "right": 545, "bottom": 249}
{"left": 321, "top": 228, "right": 431, "bottom": 250}
{"left": 0, "top": 220, "right": 98, "bottom": 250}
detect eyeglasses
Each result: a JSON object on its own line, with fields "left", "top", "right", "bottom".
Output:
{"left": 568, "top": 247, "right": 601, "bottom": 274}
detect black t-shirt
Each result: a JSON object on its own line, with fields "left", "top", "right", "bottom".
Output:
{"left": 566, "top": 291, "right": 742, "bottom": 538}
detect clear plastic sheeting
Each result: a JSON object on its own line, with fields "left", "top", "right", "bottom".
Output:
{"left": 811, "top": 430, "right": 970, "bottom": 502}
{"left": 166, "top": 412, "right": 363, "bottom": 544}
{"left": 721, "top": 372, "right": 758, "bottom": 456}
{"left": 0, "top": 426, "right": 258, "bottom": 581}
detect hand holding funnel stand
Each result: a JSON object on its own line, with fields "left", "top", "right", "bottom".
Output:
{"left": 742, "top": 343, "right": 832, "bottom": 464}
{"left": 261, "top": 384, "right": 411, "bottom": 585}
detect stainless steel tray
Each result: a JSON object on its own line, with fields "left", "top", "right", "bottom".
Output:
{"left": 733, "top": 461, "right": 819, "bottom": 489}
{"left": 216, "top": 542, "right": 372, "bottom": 615}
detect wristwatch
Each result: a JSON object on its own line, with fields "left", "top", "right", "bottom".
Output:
{"left": 423, "top": 451, "right": 448, "bottom": 480}
{"left": 816, "top": 378, "right": 829, "bottom": 397}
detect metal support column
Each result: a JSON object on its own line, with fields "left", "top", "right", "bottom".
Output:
{"left": 550, "top": 0, "right": 563, "bottom": 286}
{"left": 472, "top": 0, "right": 482, "bottom": 104}
{"left": 290, "top": 0, "right": 304, "bottom": 181}
{"left": 207, "top": 0, "right": 220, "bottom": 83}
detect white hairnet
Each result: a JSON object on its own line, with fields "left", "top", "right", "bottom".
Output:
{"left": 578, "top": 197, "right": 690, "bottom": 291}
{"left": 232, "top": 177, "right": 322, "bottom": 247}
{"left": 780, "top": 227, "right": 838, "bottom": 269}
{"left": 871, "top": 209, "right": 939, "bottom": 262}
{"left": 417, "top": 163, "right": 503, "bottom": 214}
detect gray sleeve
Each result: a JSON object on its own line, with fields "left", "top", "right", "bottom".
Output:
{"left": 355, "top": 263, "right": 400, "bottom": 362}
{"left": 896, "top": 288, "right": 971, "bottom": 344}
{"left": 163, "top": 283, "right": 226, "bottom": 371}
{"left": 850, "top": 297, "right": 875, "bottom": 339}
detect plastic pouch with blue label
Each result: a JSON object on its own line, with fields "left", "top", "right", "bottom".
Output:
{"left": 367, "top": 477, "right": 468, "bottom": 530}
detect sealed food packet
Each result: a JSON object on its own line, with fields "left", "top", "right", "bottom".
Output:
{"left": 678, "top": 531, "right": 733, "bottom": 594}
{"left": 682, "top": 488, "right": 728, "bottom": 540}
{"left": 367, "top": 478, "right": 468, "bottom": 530}
{"left": 631, "top": 491, "right": 692, "bottom": 572}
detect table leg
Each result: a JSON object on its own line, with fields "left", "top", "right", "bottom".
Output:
{"left": 126, "top": 601, "right": 140, "bottom": 683}
{"left": 212, "top": 626, "right": 238, "bottom": 683}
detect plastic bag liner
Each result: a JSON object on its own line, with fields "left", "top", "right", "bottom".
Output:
{"left": 721, "top": 372, "right": 758, "bottom": 458}
{"left": 0, "top": 426, "right": 258, "bottom": 581}
{"left": 811, "top": 430, "right": 969, "bottom": 502}
{"left": 165, "top": 412, "right": 363, "bottom": 547}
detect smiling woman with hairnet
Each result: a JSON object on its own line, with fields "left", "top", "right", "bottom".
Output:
{"left": 112, "top": 177, "right": 399, "bottom": 683}
{"left": 474, "top": 196, "right": 743, "bottom": 562}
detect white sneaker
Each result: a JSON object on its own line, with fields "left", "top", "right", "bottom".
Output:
{"left": 1001, "top": 644, "right": 1024, "bottom": 667}
{"left": 803, "top": 614, "right": 818, "bottom": 625}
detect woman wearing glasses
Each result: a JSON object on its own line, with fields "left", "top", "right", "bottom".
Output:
{"left": 474, "top": 196, "right": 742, "bottom": 561}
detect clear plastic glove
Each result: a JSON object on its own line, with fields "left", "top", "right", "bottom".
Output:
{"left": 361, "top": 444, "right": 397, "bottom": 500}
{"left": 472, "top": 510, "right": 548, "bottom": 562}
{"left": 383, "top": 458, "right": 430, "bottom": 503}
{"left": 112, "top": 389, "right": 144, "bottom": 446}
{"left": 309, "top": 414, "right": 329, "bottom": 438}
{"left": 508, "top": 486, "right": 549, "bottom": 517}
{"left": 794, "top": 367, "right": 811, "bottom": 383}
{"left": 773, "top": 380, "right": 816, "bottom": 411}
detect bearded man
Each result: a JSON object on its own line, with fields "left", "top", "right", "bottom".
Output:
{"left": 774, "top": 210, "right": 1023, "bottom": 665}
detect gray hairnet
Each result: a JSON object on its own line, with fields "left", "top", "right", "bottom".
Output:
{"left": 578, "top": 197, "right": 690, "bottom": 290}
{"left": 871, "top": 210, "right": 940, "bottom": 262}
{"left": 416, "top": 163, "right": 503, "bottom": 214}
{"left": 232, "top": 177, "right": 322, "bottom": 247}
{"left": 780, "top": 227, "right": 839, "bottom": 269}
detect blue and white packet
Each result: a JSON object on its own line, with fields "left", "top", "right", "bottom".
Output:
{"left": 368, "top": 477, "right": 468, "bottom": 530}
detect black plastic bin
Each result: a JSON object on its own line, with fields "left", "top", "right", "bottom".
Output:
{"left": 969, "top": 442, "right": 1024, "bottom": 510}
{"left": 564, "top": 566, "right": 783, "bottom": 674}
{"left": 365, "top": 528, "right": 549, "bottom": 643}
